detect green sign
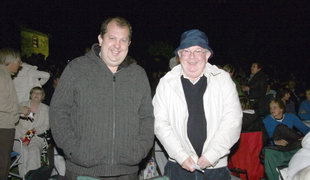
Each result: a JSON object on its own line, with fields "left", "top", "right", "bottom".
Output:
{"left": 20, "top": 27, "right": 49, "bottom": 59}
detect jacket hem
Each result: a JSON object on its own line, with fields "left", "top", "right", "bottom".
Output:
{"left": 66, "top": 160, "right": 139, "bottom": 177}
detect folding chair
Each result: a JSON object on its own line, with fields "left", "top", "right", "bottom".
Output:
{"left": 9, "top": 139, "right": 24, "bottom": 180}
{"left": 277, "top": 165, "right": 288, "bottom": 180}
{"left": 228, "top": 131, "right": 265, "bottom": 180}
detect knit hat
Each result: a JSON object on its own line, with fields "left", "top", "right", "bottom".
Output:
{"left": 175, "top": 29, "right": 213, "bottom": 56}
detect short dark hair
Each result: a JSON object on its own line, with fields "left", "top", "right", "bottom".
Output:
{"left": 100, "top": 17, "right": 132, "bottom": 40}
{"left": 252, "top": 62, "right": 263, "bottom": 69}
{"left": 270, "top": 99, "right": 286, "bottom": 113}
{"left": 276, "top": 88, "right": 290, "bottom": 100}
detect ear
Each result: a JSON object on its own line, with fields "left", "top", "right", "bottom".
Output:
{"left": 98, "top": 34, "right": 103, "bottom": 45}
{"left": 205, "top": 51, "right": 211, "bottom": 59}
{"left": 177, "top": 50, "right": 181, "bottom": 57}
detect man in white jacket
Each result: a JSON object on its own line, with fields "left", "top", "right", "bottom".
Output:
{"left": 287, "top": 132, "right": 310, "bottom": 180}
{"left": 153, "top": 29, "right": 242, "bottom": 180}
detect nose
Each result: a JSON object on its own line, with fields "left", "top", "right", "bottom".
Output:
{"left": 114, "top": 40, "right": 121, "bottom": 49}
{"left": 188, "top": 51, "right": 195, "bottom": 58}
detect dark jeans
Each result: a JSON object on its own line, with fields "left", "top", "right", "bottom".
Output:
{"left": 164, "top": 161, "right": 231, "bottom": 180}
{"left": 65, "top": 170, "right": 138, "bottom": 180}
{"left": 0, "top": 128, "right": 15, "bottom": 180}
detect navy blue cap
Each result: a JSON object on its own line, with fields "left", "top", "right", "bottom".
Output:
{"left": 175, "top": 29, "right": 213, "bottom": 56}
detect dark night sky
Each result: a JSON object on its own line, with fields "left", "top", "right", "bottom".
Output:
{"left": 1, "top": 0, "right": 309, "bottom": 67}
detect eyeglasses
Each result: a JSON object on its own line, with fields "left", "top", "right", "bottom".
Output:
{"left": 180, "top": 49, "right": 208, "bottom": 57}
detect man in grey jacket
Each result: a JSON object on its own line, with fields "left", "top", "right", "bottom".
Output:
{"left": 0, "top": 48, "right": 30, "bottom": 180}
{"left": 50, "top": 17, "right": 154, "bottom": 180}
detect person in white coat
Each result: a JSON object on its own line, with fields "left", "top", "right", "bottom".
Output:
{"left": 13, "top": 86, "right": 50, "bottom": 177}
{"left": 13, "top": 63, "right": 50, "bottom": 103}
{"left": 153, "top": 29, "right": 242, "bottom": 180}
{"left": 287, "top": 132, "right": 310, "bottom": 180}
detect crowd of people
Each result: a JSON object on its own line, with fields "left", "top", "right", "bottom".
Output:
{"left": 1, "top": 16, "right": 310, "bottom": 180}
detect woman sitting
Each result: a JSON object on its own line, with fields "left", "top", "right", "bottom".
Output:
{"left": 13, "top": 86, "right": 49, "bottom": 177}
{"left": 263, "top": 99, "right": 310, "bottom": 151}
{"left": 277, "top": 88, "right": 296, "bottom": 114}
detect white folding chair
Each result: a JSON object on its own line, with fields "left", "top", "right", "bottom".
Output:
{"left": 9, "top": 139, "right": 24, "bottom": 180}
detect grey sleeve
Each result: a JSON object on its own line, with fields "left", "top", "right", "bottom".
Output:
{"left": 137, "top": 70, "right": 155, "bottom": 158}
{"left": 49, "top": 63, "right": 79, "bottom": 158}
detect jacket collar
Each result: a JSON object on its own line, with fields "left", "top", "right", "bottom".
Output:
{"left": 165, "top": 63, "right": 222, "bottom": 102}
{"left": 89, "top": 44, "right": 135, "bottom": 72}
{"left": 167, "top": 63, "right": 222, "bottom": 82}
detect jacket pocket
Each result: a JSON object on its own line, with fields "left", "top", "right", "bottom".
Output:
{"left": 67, "top": 138, "right": 108, "bottom": 168}
{"left": 118, "top": 138, "right": 146, "bottom": 166}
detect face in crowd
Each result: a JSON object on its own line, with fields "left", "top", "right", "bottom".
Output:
{"left": 270, "top": 100, "right": 284, "bottom": 119}
{"left": 283, "top": 92, "right": 291, "bottom": 101}
{"left": 30, "top": 88, "right": 44, "bottom": 103}
{"left": 98, "top": 20, "right": 131, "bottom": 72}
{"left": 178, "top": 45, "right": 211, "bottom": 80}
{"left": 250, "top": 63, "right": 261, "bottom": 75}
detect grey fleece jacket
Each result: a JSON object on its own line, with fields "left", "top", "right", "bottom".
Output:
{"left": 49, "top": 44, "right": 154, "bottom": 176}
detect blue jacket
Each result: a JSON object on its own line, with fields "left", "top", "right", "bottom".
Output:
{"left": 298, "top": 100, "right": 310, "bottom": 120}
{"left": 263, "top": 113, "right": 310, "bottom": 139}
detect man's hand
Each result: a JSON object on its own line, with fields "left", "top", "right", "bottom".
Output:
{"left": 197, "top": 155, "right": 211, "bottom": 169}
{"left": 274, "top": 139, "right": 288, "bottom": 146}
{"left": 181, "top": 157, "right": 195, "bottom": 172}
{"left": 21, "top": 106, "right": 31, "bottom": 116}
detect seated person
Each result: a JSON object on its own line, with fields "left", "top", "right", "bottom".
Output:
{"left": 277, "top": 88, "right": 296, "bottom": 114}
{"left": 298, "top": 88, "right": 310, "bottom": 121}
{"left": 263, "top": 99, "right": 310, "bottom": 151}
{"left": 223, "top": 64, "right": 244, "bottom": 97}
{"left": 13, "top": 87, "right": 50, "bottom": 177}
{"left": 240, "top": 97, "right": 263, "bottom": 132}
{"left": 266, "top": 81, "right": 277, "bottom": 99}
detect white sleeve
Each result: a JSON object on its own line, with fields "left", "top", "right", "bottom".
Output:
{"left": 32, "top": 70, "right": 50, "bottom": 86}
{"left": 203, "top": 73, "right": 243, "bottom": 165}
{"left": 153, "top": 80, "right": 189, "bottom": 165}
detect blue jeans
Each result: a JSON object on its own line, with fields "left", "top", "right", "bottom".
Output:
{"left": 164, "top": 161, "right": 231, "bottom": 180}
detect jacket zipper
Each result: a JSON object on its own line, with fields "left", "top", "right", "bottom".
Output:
{"left": 111, "top": 75, "right": 116, "bottom": 165}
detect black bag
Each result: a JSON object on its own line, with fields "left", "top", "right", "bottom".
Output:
{"left": 25, "top": 165, "right": 53, "bottom": 180}
{"left": 272, "top": 124, "right": 302, "bottom": 151}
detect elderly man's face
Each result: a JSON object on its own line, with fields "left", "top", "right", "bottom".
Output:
{"left": 178, "top": 45, "right": 211, "bottom": 80}
{"left": 7, "top": 59, "right": 22, "bottom": 74}
{"left": 98, "top": 21, "right": 131, "bottom": 72}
